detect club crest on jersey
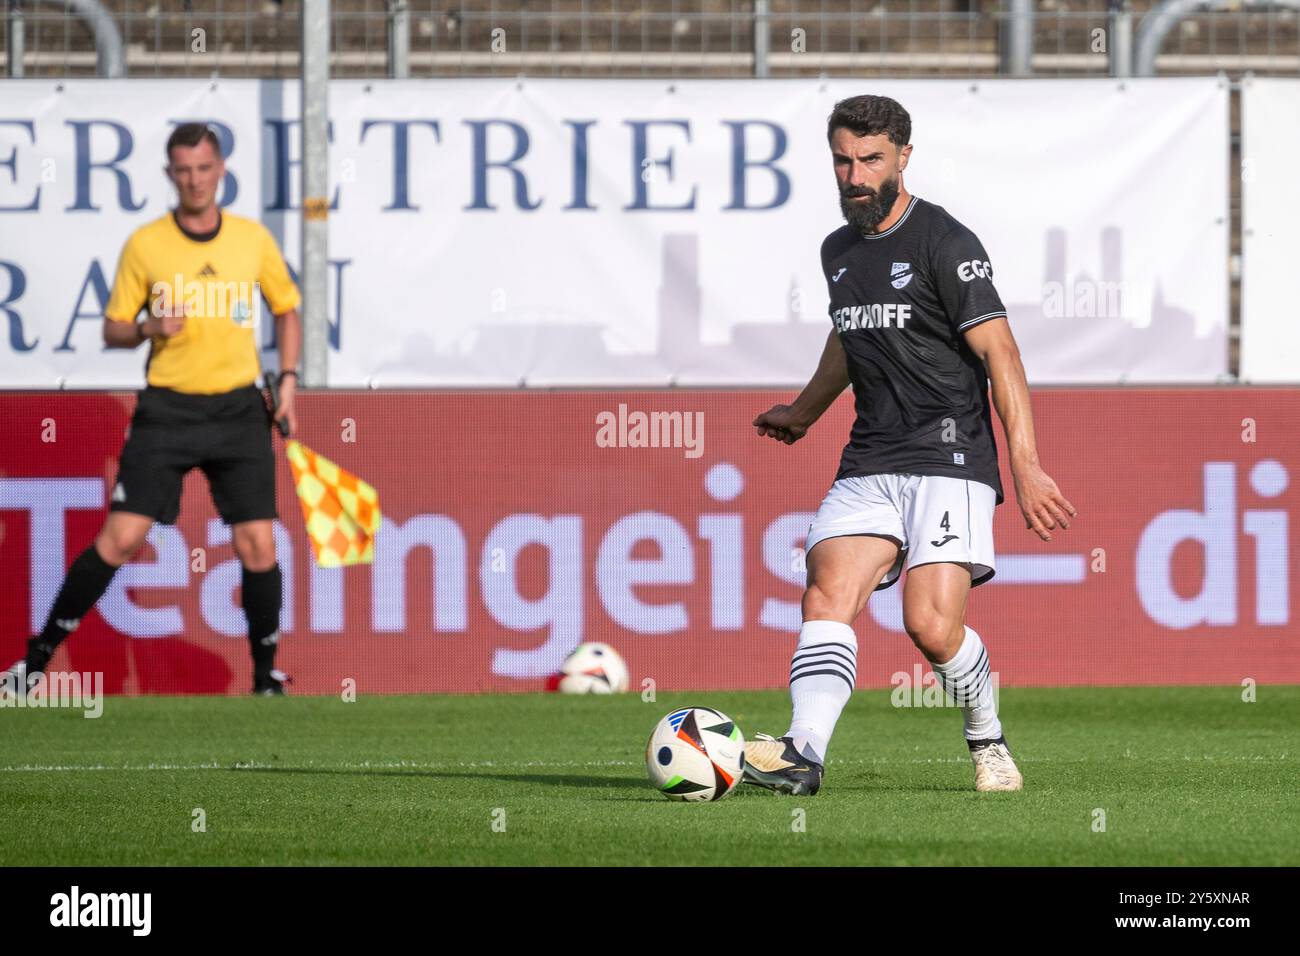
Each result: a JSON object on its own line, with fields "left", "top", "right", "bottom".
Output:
{"left": 890, "top": 262, "right": 913, "bottom": 289}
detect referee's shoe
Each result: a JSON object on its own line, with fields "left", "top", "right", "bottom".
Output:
{"left": 0, "top": 637, "right": 55, "bottom": 695}
{"left": 6, "top": 640, "right": 293, "bottom": 697}
{"left": 253, "top": 669, "right": 292, "bottom": 696}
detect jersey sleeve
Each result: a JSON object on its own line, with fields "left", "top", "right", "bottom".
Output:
{"left": 932, "top": 226, "right": 1007, "bottom": 336}
{"left": 257, "top": 226, "right": 302, "bottom": 315}
{"left": 103, "top": 233, "right": 150, "bottom": 322}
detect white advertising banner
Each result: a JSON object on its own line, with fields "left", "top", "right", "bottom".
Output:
{"left": 0, "top": 80, "right": 267, "bottom": 388}
{"left": 1240, "top": 77, "right": 1300, "bottom": 384}
{"left": 0, "top": 77, "right": 1228, "bottom": 388}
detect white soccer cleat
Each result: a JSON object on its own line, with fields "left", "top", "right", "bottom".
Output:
{"left": 969, "top": 738, "right": 1023, "bottom": 792}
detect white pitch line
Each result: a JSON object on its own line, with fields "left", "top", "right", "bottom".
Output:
{"left": 0, "top": 754, "right": 1289, "bottom": 773}
{"left": 0, "top": 759, "right": 643, "bottom": 773}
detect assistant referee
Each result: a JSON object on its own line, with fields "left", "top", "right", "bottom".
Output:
{"left": 15, "top": 122, "right": 302, "bottom": 695}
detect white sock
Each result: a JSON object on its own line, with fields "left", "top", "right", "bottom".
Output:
{"left": 785, "top": 620, "right": 857, "bottom": 765}
{"left": 932, "top": 625, "right": 1002, "bottom": 742}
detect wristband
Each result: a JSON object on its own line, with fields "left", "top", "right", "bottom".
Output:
{"left": 277, "top": 370, "right": 300, "bottom": 386}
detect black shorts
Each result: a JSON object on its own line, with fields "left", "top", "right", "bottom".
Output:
{"left": 110, "top": 384, "right": 277, "bottom": 526}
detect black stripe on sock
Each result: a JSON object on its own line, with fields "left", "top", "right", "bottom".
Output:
{"left": 965, "top": 666, "right": 992, "bottom": 702}
{"left": 790, "top": 658, "right": 856, "bottom": 684}
{"left": 792, "top": 646, "right": 857, "bottom": 671}
{"left": 789, "top": 667, "right": 855, "bottom": 693}
{"left": 791, "top": 649, "right": 857, "bottom": 672}
{"left": 941, "top": 662, "right": 992, "bottom": 706}
{"left": 796, "top": 640, "right": 856, "bottom": 659}
{"left": 943, "top": 646, "right": 988, "bottom": 688}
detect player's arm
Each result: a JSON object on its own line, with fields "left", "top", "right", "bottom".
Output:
{"left": 963, "top": 318, "right": 1077, "bottom": 541}
{"left": 754, "top": 329, "right": 849, "bottom": 445}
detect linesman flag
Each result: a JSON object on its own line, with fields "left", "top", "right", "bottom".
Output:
{"left": 285, "top": 440, "right": 382, "bottom": 567}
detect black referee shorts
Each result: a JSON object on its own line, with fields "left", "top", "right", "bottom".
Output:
{"left": 109, "top": 384, "right": 278, "bottom": 526}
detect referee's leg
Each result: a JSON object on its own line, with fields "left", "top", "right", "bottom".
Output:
{"left": 19, "top": 512, "right": 153, "bottom": 684}
{"left": 231, "top": 519, "right": 284, "bottom": 693}
{"left": 204, "top": 387, "right": 285, "bottom": 693}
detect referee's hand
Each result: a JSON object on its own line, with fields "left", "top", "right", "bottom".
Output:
{"left": 753, "top": 404, "right": 810, "bottom": 445}
{"left": 143, "top": 289, "right": 187, "bottom": 338}
{"left": 275, "top": 375, "right": 298, "bottom": 437}
{"left": 140, "top": 313, "right": 186, "bottom": 338}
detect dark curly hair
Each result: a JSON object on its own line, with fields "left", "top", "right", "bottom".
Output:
{"left": 826, "top": 95, "right": 911, "bottom": 147}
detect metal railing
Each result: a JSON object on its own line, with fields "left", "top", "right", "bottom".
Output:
{"left": 3, "top": 1, "right": 1298, "bottom": 79}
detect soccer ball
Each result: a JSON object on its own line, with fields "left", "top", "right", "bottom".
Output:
{"left": 547, "top": 642, "right": 629, "bottom": 694}
{"left": 645, "top": 707, "right": 746, "bottom": 802}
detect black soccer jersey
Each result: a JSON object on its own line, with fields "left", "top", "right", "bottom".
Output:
{"left": 822, "top": 195, "right": 1006, "bottom": 504}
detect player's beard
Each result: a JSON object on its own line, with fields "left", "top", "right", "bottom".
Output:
{"left": 840, "top": 175, "right": 901, "bottom": 236}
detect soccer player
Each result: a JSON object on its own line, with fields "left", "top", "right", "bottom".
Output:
{"left": 745, "top": 95, "right": 1076, "bottom": 794}
{"left": 8, "top": 122, "right": 302, "bottom": 695}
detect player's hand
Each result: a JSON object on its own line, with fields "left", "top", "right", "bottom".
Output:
{"left": 753, "top": 404, "right": 810, "bottom": 445}
{"left": 1012, "top": 462, "right": 1076, "bottom": 541}
{"left": 276, "top": 376, "right": 297, "bottom": 437}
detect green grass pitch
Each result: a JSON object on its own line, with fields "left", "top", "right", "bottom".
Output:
{"left": 2, "top": 687, "right": 1297, "bottom": 866}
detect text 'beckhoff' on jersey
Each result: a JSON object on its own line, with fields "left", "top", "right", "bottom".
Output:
{"left": 822, "top": 195, "right": 1006, "bottom": 504}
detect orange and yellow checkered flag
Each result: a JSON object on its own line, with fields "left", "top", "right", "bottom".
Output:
{"left": 285, "top": 440, "right": 382, "bottom": 567}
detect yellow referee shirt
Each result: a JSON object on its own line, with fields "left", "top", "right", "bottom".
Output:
{"left": 104, "top": 211, "right": 301, "bottom": 395}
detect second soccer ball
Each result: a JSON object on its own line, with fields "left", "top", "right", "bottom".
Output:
{"left": 548, "top": 642, "right": 630, "bottom": 694}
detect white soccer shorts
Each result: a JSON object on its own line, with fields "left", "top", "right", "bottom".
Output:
{"left": 805, "top": 473, "right": 997, "bottom": 590}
